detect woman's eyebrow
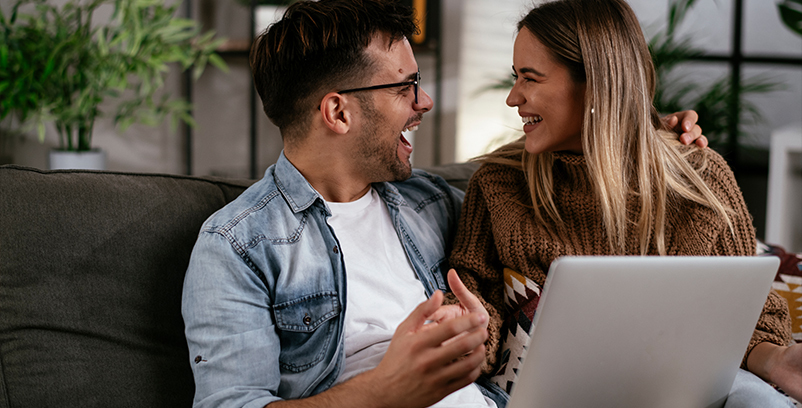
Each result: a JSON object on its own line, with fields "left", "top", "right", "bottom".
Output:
{"left": 518, "top": 66, "right": 545, "bottom": 77}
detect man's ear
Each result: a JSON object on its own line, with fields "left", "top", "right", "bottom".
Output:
{"left": 319, "top": 92, "right": 351, "bottom": 135}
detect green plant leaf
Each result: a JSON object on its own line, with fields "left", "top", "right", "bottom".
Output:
{"left": 208, "top": 53, "right": 229, "bottom": 73}
{"left": 778, "top": 0, "right": 802, "bottom": 36}
{"left": 0, "top": 45, "right": 8, "bottom": 69}
{"left": 192, "top": 56, "right": 208, "bottom": 80}
{"left": 37, "top": 120, "right": 45, "bottom": 143}
{"left": 179, "top": 112, "right": 197, "bottom": 128}
{"left": 667, "top": 0, "right": 701, "bottom": 36}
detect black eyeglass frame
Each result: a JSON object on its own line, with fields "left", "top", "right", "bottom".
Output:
{"left": 337, "top": 70, "right": 420, "bottom": 104}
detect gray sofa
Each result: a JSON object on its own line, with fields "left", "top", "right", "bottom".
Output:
{"left": 0, "top": 162, "right": 477, "bottom": 407}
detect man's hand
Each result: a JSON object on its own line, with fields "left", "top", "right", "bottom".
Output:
{"left": 426, "top": 270, "right": 490, "bottom": 332}
{"left": 747, "top": 342, "right": 802, "bottom": 402}
{"left": 365, "top": 289, "right": 489, "bottom": 408}
{"left": 266, "top": 283, "right": 488, "bottom": 408}
{"left": 663, "top": 110, "right": 708, "bottom": 148}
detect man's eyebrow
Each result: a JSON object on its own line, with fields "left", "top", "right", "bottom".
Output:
{"left": 513, "top": 65, "right": 545, "bottom": 77}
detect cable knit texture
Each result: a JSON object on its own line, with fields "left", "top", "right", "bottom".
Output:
{"left": 449, "top": 146, "right": 792, "bottom": 376}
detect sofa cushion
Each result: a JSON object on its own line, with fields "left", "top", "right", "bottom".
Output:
{"left": 0, "top": 165, "right": 252, "bottom": 408}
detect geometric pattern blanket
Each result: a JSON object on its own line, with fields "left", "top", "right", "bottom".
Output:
{"left": 758, "top": 241, "right": 802, "bottom": 405}
{"left": 759, "top": 241, "right": 802, "bottom": 342}
{"left": 490, "top": 268, "right": 542, "bottom": 394}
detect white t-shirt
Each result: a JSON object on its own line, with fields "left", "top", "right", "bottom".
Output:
{"left": 325, "top": 188, "right": 496, "bottom": 408}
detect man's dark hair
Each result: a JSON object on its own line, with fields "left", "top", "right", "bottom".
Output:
{"left": 249, "top": 0, "right": 418, "bottom": 141}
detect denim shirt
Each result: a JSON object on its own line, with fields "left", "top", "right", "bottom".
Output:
{"left": 182, "top": 153, "right": 506, "bottom": 407}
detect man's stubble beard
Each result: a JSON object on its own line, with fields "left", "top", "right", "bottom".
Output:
{"left": 354, "top": 101, "right": 413, "bottom": 183}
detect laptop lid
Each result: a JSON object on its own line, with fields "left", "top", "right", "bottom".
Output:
{"left": 507, "top": 256, "right": 779, "bottom": 408}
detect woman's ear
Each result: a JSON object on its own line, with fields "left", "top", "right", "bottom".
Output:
{"left": 319, "top": 92, "right": 351, "bottom": 135}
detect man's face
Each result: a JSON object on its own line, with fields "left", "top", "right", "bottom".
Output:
{"left": 347, "top": 34, "right": 434, "bottom": 183}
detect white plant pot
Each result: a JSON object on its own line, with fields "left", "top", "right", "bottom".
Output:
{"left": 48, "top": 149, "right": 107, "bottom": 171}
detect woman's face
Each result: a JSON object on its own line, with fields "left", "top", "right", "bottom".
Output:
{"left": 506, "top": 28, "right": 586, "bottom": 155}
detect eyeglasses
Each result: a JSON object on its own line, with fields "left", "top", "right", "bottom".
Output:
{"left": 338, "top": 70, "right": 420, "bottom": 104}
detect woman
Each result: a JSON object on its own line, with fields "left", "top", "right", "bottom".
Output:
{"left": 449, "top": 0, "right": 801, "bottom": 405}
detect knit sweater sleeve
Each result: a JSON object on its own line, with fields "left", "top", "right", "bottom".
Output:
{"left": 697, "top": 149, "right": 793, "bottom": 368}
{"left": 448, "top": 164, "right": 509, "bottom": 375}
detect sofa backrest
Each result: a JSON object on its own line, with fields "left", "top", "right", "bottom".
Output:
{"left": 0, "top": 162, "right": 478, "bottom": 407}
{"left": 0, "top": 165, "right": 253, "bottom": 408}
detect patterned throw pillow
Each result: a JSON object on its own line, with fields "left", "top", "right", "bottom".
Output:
{"left": 490, "top": 268, "right": 542, "bottom": 394}
{"left": 759, "top": 242, "right": 802, "bottom": 342}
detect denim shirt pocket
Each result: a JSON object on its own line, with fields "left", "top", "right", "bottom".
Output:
{"left": 431, "top": 259, "right": 449, "bottom": 291}
{"left": 273, "top": 292, "right": 341, "bottom": 373}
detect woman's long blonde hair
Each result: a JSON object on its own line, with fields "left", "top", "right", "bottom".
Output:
{"left": 482, "top": 0, "right": 732, "bottom": 255}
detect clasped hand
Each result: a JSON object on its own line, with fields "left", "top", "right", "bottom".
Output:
{"left": 368, "top": 270, "right": 489, "bottom": 408}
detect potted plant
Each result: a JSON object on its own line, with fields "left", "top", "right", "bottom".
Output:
{"left": 0, "top": 0, "right": 227, "bottom": 169}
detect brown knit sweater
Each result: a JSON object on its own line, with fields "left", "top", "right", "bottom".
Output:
{"left": 449, "top": 147, "right": 792, "bottom": 375}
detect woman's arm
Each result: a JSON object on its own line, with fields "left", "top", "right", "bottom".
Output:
{"left": 698, "top": 150, "right": 797, "bottom": 398}
{"left": 448, "top": 166, "right": 508, "bottom": 374}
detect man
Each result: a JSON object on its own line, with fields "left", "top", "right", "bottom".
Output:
{"left": 181, "top": 1, "right": 705, "bottom": 407}
{"left": 183, "top": 1, "right": 502, "bottom": 406}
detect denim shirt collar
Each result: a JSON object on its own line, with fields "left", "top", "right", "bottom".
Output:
{"left": 273, "top": 151, "right": 325, "bottom": 214}
{"left": 273, "top": 150, "right": 409, "bottom": 213}
{"left": 372, "top": 181, "right": 407, "bottom": 209}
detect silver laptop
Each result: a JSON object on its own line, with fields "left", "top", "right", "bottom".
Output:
{"left": 507, "top": 256, "right": 780, "bottom": 408}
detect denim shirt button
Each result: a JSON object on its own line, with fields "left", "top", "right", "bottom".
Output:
{"left": 333, "top": 246, "right": 339, "bottom": 254}
{"left": 303, "top": 314, "right": 312, "bottom": 325}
